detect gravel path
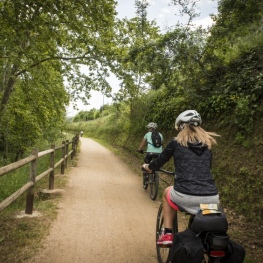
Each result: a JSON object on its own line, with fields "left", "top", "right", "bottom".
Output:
{"left": 27, "top": 137, "right": 162, "bottom": 263}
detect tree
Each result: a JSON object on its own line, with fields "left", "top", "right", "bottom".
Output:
{"left": 108, "top": 13, "right": 161, "bottom": 122}
{"left": 208, "top": 0, "right": 263, "bottom": 53}
{"left": 0, "top": 61, "right": 69, "bottom": 161}
{"left": 0, "top": 0, "right": 118, "bottom": 161}
{"left": 0, "top": 0, "right": 117, "bottom": 124}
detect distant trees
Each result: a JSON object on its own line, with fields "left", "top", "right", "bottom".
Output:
{"left": 72, "top": 104, "right": 112, "bottom": 122}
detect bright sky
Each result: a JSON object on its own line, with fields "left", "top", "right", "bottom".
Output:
{"left": 117, "top": 0, "right": 218, "bottom": 30}
{"left": 66, "top": 0, "right": 218, "bottom": 117}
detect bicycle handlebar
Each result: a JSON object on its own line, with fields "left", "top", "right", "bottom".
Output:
{"left": 158, "top": 169, "right": 175, "bottom": 175}
{"left": 142, "top": 167, "right": 174, "bottom": 175}
{"left": 137, "top": 150, "right": 161, "bottom": 155}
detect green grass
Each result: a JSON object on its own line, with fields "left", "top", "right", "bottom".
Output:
{"left": 0, "top": 134, "right": 77, "bottom": 262}
{"left": 0, "top": 133, "right": 76, "bottom": 202}
{"left": 0, "top": 171, "right": 70, "bottom": 263}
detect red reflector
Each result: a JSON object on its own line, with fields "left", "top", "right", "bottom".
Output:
{"left": 210, "top": 251, "right": 225, "bottom": 257}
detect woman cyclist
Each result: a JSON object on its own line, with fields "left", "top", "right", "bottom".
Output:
{"left": 142, "top": 110, "right": 221, "bottom": 246}
{"left": 137, "top": 122, "right": 164, "bottom": 163}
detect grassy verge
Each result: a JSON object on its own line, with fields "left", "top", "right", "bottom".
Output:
{"left": 0, "top": 172, "right": 70, "bottom": 263}
{"left": 0, "top": 134, "right": 78, "bottom": 263}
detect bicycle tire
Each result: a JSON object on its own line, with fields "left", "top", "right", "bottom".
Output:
{"left": 143, "top": 173, "right": 148, "bottom": 189}
{"left": 150, "top": 172, "right": 159, "bottom": 200}
{"left": 156, "top": 204, "right": 178, "bottom": 263}
{"left": 156, "top": 204, "right": 169, "bottom": 263}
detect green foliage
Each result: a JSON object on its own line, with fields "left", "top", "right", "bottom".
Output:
{"left": 234, "top": 133, "right": 260, "bottom": 149}
{"left": 0, "top": 0, "right": 117, "bottom": 163}
{"left": 198, "top": 45, "right": 263, "bottom": 137}
{"left": 0, "top": 168, "right": 29, "bottom": 202}
{"left": 213, "top": 134, "right": 263, "bottom": 223}
{"left": 0, "top": 64, "right": 69, "bottom": 162}
{"left": 72, "top": 104, "right": 112, "bottom": 122}
{"left": 209, "top": 0, "right": 262, "bottom": 59}
{"left": 0, "top": 0, "right": 117, "bottom": 150}
{"left": 194, "top": 1, "right": 263, "bottom": 139}
{"left": 142, "top": 87, "right": 188, "bottom": 130}
{"left": 215, "top": 0, "right": 262, "bottom": 37}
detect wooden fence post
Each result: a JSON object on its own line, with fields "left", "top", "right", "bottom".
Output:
{"left": 71, "top": 136, "right": 77, "bottom": 160}
{"left": 72, "top": 135, "right": 79, "bottom": 159}
{"left": 61, "top": 141, "right": 65, "bottom": 175}
{"left": 65, "top": 140, "right": 69, "bottom": 168}
{"left": 25, "top": 148, "right": 38, "bottom": 214}
{"left": 49, "top": 144, "right": 55, "bottom": 190}
{"left": 71, "top": 136, "right": 75, "bottom": 160}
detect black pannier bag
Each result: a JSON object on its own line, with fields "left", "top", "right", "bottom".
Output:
{"left": 170, "top": 228, "right": 204, "bottom": 263}
{"left": 191, "top": 208, "right": 228, "bottom": 233}
{"left": 221, "top": 239, "right": 246, "bottom": 263}
{"left": 206, "top": 232, "right": 230, "bottom": 250}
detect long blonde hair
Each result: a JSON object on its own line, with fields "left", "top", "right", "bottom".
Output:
{"left": 176, "top": 124, "right": 220, "bottom": 149}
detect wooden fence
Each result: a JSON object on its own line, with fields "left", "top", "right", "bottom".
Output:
{"left": 0, "top": 135, "right": 80, "bottom": 214}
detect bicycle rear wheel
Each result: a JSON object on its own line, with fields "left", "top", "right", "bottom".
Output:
{"left": 150, "top": 172, "right": 159, "bottom": 200}
{"left": 156, "top": 204, "right": 178, "bottom": 263}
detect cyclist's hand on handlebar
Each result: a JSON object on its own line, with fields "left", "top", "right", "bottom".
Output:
{"left": 137, "top": 149, "right": 144, "bottom": 154}
{"left": 142, "top": 164, "right": 152, "bottom": 173}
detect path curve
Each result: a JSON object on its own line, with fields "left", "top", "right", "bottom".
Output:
{"left": 27, "top": 138, "right": 161, "bottom": 263}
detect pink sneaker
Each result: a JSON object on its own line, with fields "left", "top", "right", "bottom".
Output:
{"left": 157, "top": 233, "right": 173, "bottom": 246}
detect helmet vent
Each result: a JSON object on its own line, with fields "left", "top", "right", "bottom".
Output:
{"left": 175, "top": 110, "right": 202, "bottom": 130}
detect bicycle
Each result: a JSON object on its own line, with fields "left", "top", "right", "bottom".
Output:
{"left": 155, "top": 169, "right": 229, "bottom": 263}
{"left": 141, "top": 152, "right": 160, "bottom": 200}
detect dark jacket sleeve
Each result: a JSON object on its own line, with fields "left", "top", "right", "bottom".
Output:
{"left": 148, "top": 140, "right": 175, "bottom": 171}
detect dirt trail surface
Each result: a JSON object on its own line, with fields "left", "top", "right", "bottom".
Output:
{"left": 27, "top": 138, "right": 162, "bottom": 263}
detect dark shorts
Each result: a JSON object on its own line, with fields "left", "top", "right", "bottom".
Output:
{"left": 144, "top": 153, "right": 159, "bottom": 164}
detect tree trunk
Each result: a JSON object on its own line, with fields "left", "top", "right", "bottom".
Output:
{"left": 0, "top": 67, "right": 18, "bottom": 125}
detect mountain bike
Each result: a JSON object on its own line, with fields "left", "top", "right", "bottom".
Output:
{"left": 155, "top": 170, "right": 229, "bottom": 263}
{"left": 142, "top": 170, "right": 159, "bottom": 201}
{"left": 141, "top": 152, "right": 160, "bottom": 200}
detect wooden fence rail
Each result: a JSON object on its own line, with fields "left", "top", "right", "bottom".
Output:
{"left": 0, "top": 134, "right": 79, "bottom": 214}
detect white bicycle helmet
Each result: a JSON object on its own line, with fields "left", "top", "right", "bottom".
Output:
{"left": 175, "top": 110, "right": 202, "bottom": 130}
{"left": 147, "top": 122, "right": 157, "bottom": 129}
